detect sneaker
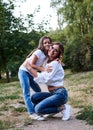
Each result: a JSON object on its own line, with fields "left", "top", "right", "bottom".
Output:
{"left": 29, "top": 113, "right": 40, "bottom": 120}
{"left": 61, "top": 104, "right": 71, "bottom": 121}
{"left": 30, "top": 113, "right": 45, "bottom": 121}
{"left": 44, "top": 113, "right": 56, "bottom": 118}
{"left": 36, "top": 115, "right": 45, "bottom": 121}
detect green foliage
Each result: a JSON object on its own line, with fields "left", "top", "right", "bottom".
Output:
{"left": 0, "top": 0, "right": 26, "bottom": 82}
{"left": 48, "top": 29, "right": 66, "bottom": 44}
{"left": 76, "top": 106, "right": 93, "bottom": 125}
{"left": 51, "top": 0, "right": 93, "bottom": 72}
{"left": 0, "top": 0, "right": 47, "bottom": 82}
{"left": 64, "top": 35, "right": 93, "bottom": 72}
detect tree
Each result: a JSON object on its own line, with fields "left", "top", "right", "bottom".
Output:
{"left": 0, "top": 0, "right": 52, "bottom": 82}
{"left": 50, "top": 0, "right": 93, "bottom": 71}
{"left": 51, "top": 0, "right": 93, "bottom": 36}
{"left": 0, "top": 0, "right": 26, "bottom": 82}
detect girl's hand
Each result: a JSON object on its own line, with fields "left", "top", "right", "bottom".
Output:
{"left": 55, "top": 58, "right": 61, "bottom": 63}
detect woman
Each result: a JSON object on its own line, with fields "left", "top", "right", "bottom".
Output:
{"left": 28, "top": 42, "right": 71, "bottom": 121}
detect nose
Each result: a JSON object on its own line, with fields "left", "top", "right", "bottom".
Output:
{"left": 47, "top": 42, "right": 51, "bottom": 45}
{"left": 50, "top": 48, "right": 54, "bottom": 53}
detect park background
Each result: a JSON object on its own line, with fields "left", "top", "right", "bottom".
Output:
{"left": 0, "top": 0, "right": 93, "bottom": 129}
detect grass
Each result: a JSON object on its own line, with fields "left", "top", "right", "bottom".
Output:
{"left": 0, "top": 70, "right": 93, "bottom": 129}
{"left": 76, "top": 106, "right": 93, "bottom": 125}
{"left": 64, "top": 70, "right": 93, "bottom": 125}
{"left": 0, "top": 120, "right": 14, "bottom": 129}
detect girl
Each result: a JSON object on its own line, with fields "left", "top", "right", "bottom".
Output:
{"left": 18, "top": 36, "right": 52, "bottom": 119}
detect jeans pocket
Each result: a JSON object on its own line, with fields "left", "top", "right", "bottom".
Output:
{"left": 55, "top": 88, "right": 68, "bottom": 102}
{"left": 54, "top": 88, "right": 66, "bottom": 94}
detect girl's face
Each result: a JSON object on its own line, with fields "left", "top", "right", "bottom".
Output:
{"left": 43, "top": 38, "right": 52, "bottom": 51}
{"left": 48, "top": 44, "right": 60, "bottom": 59}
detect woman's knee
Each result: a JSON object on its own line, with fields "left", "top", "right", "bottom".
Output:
{"left": 31, "top": 94, "right": 36, "bottom": 103}
{"left": 31, "top": 93, "right": 40, "bottom": 104}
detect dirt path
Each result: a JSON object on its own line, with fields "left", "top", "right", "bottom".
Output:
{"left": 23, "top": 84, "right": 93, "bottom": 130}
{"left": 23, "top": 107, "right": 93, "bottom": 130}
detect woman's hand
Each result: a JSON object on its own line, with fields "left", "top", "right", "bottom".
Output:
{"left": 44, "top": 66, "right": 52, "bottom": 72}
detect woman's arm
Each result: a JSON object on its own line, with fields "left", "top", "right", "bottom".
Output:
{"left": 34, "top": 61, "right": 62, "bottom": 84}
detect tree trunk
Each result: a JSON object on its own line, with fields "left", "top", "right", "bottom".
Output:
{"left": 0, "top": 70, "right": 2, "bottom": 79}
{"left": 5, "top": 70, "right": 10, "bottom": 83}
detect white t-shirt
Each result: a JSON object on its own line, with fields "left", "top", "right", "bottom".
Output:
{"left": 19, "top": 49, "right": 46, "bottom": 74}
{"left": 34, "top": 60, "right": 64, "bottom": 87}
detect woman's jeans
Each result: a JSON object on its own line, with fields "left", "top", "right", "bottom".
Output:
{"left": 31, "top": 88, "right": 68, "bottom": 114}
{"left": 18, "top": 69, "right": 41, "bottom": 114}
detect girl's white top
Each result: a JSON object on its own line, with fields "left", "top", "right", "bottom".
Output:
{"left": 34, "top": 60, "right": 64, "bottom": 87}
{"left": 19, "top": 49, "right": 46, "bottom": 74}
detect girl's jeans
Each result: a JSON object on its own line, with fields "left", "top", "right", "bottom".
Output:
{"left": 31, "top": 88, "right": 68, "bottom": 114}
{"left": 18, "top": 69, "right": 41, "bottom": 114}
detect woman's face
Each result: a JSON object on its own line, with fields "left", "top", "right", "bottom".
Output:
{"left": 48, "top": 44, "right": 60, "bottom": 59}
{"left": 43, "top": 38, "right": 52, "bottom": 51}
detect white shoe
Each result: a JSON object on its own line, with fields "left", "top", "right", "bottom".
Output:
{"left": 44, "top": 113, "right": 56, "bottom": 118}
{"left": 61, "top": 104, "right": 71, "bottom": 121}
{"left": 36, "top": 115, "right": 45, "bottom": 121}
{"left": 30, "top": 113, "right": 45, "bottom": 121}
{"left": 30, "top": 113, "right": 40, "bottom": 120}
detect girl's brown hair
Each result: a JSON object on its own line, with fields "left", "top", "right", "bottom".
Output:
{"left": 26, "top": 36, "right": 52, "bottom": 58}
{"left": 38, "top": 36, "right": 52, "bottom": 55}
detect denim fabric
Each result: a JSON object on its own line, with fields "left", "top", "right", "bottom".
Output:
{"left": 31, "top": 88, "right": 68, "bottom": 114}
{"left": 18, "top": 69, "right": 41, "bottom": 114}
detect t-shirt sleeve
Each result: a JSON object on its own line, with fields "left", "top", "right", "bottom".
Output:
{"left": 33, "top": 50, "right": 42, "bottom": 59}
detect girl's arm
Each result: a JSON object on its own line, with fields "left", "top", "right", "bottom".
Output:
{"left": 28, "top": 66, "right": 38, "bottom": 77}
{"left": 24, "top": 60, "right": 52, "bottom": 74}
{"left": 30, "top": 54, "right": 45, "bottom": 72}
{"left": 23, "top": 54, "right": 45, "bottom": 72}
{"left": 24, "top": 54, "right": 52, "bottom": 73}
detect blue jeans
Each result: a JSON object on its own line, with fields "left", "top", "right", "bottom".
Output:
{"left": 31, "top": 88, "right": 68, "bottom": 114}
{"left": 18, "top": 69, "right": 41, "bottom": 114}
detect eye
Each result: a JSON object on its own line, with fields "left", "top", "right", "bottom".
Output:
{"left": 43, "top": 42, "right": 51, "bottom": 44}
{"left": 50, "top": 46, "right": 59, "bottom": 53}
